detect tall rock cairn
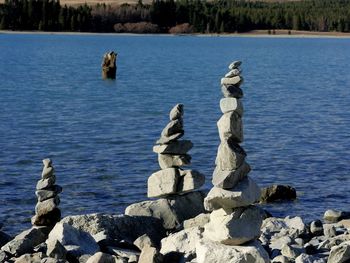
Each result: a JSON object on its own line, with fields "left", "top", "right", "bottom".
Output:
{"left": 32, "top": 159, "right": 62, "bottom": 227}
{"left": 203, "top": 61, "right": 263, "bottom": 245}
{"left": 149, "top": 104, "right": 205, "bottom": 198}
{"left": 102, "top": 51, "right": 117, "bottom": 79}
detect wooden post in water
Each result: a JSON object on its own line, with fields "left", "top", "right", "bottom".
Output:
{"left": 102, "top": 51, "right": 117, "bottom": 79}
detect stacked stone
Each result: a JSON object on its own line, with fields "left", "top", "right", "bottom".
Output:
{"left": 31, "top": 159, "right": 62, "bottom": 227}
{"left": 148, "top": 104, "right": 205, "bottom": 198}
{"left": 203, "top": 61, "right": 263, "bottom": 245}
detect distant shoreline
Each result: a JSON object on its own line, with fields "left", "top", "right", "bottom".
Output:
{"left": 1, "top": 29, "right": 350, "bottom": 38}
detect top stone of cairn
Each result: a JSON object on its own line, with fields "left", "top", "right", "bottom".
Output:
{"left": 169, "top": 104, "right": 184, "bottom": 121}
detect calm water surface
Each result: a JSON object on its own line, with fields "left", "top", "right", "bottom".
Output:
{"left": 1, "top": 34, "right": 350, "bottom": 235}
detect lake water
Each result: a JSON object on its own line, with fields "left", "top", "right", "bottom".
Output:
{"left": 1, "top": 33, "right": 350, "bottom": 235}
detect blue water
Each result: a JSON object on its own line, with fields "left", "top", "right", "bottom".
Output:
{"left": 1, "top": 33, "right": 350, "bottom": 235}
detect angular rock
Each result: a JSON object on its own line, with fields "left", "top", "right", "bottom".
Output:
{"left": 220, "top": 98, "right": 243, "bottom": 116}
{"left": 260, "top": 185, "right": 296, "bottom": 203}
{"left": 47, "top": 223, "right": 99, "bottom": 257}
{"left": 295, "top": 253, "right": 326, "bottom": 263}
{"left": 221, "top": 85, "right": 243, "bottom": 99}
{"left": 153, "top": 140, "right": 193, "bottom": 155}
{"left": 228, "top": 61, "right": 242, "bottom": 70}
{"left": 46, "top": 239, "right": 67, "bottom": 260}
{"left": 177, "top": 170, "right": 205, "bottom": 193}
{"left": 160, "top": 227, "right": 203, "bottom": 256}
{"left": 270, "top": 236, "right": 293, "bottom": 250}
{"left": 327, "top": 241, "right": 350, "bottom": 263}
{"left": 1, "top": 227, "right": 48, "bottom": 256}
{"left": 158, "top": 154, "right": 191, "bottom": 169}
{"left": 212, "top": 161, "right": 250, "bottom": 189}
{"left": 86, "top": 252, "right": 125, "bottom": 263}
{"left": 281, "top": 244, "right": 304, "bottom": 259}
{"left": 196, "top": 240, "right": 269, "bottom": 263}
{"left": 61, "top": 214, "right": 165, "bottom": 247}
{"left": 271, "top": 255, "right": 291, "bottom": 263}
{"left": 139, "top": 246, "right": 163, "bottom": 263}
{"left": 203, "top": 206, "right": 263, "bottom": 245}
{"left": 147, "top": 168, "right": 179, "bottom": 198}
{"left": 225, "top": 68, "right": 241, "bottom": 78}
{"left": 35, "top": 186, "right": 63, "bottom": 202}
{"left": 221, "top": 76, "right": 244, "bottom": 86}
{"left": 35, "top": 197, "right": 60, "bottom": 217}
{"left": 217, "top": 112, "right": 243, "bottom": 143}
{"left": 36, "top": 176, "right": 56, "bottom": 190}
{"left": 324, "top": 224, "right": 337, "bottom": 238}
{"left": 156, "top": 132, "right": 184, "bottom": 145}
{"left": 125, "top": 191, "right": 206, "bottom": 230}
{"left": 133, "top": 234, "right": 154, "bottom": 251}
{"left": 183, "top": 213, "right": 210, "bottom": 229}
{"left": 169, "top": 104, "right": 184, "bottom": 121}
{"left": 204, "top": 177, "right": 261, "bottom": 211}
{"left": 161, "top": 119, "right": 183, "bottom": 137}
{"left": 215, "top": 140, "right": 246, "bottom": 171}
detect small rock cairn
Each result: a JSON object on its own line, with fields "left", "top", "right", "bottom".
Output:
{"left": 149, "top": 104, "right": 205, "bottom": 198}
{"left": 32, "top": 159, "right": 62, "bottom": 227}
{"left": 203, "top": 61, "right": 263, "bottom": 245}
{"left": 101, "top": 51, "right": 117, "bottom": 79}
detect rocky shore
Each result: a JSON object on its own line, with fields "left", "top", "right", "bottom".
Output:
{"left": 1, "top": 62, "right": 350, "bottom": 263}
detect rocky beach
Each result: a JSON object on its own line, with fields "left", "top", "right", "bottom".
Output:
{"left": 1, "top": 62, "right": 350, "bottom": 263}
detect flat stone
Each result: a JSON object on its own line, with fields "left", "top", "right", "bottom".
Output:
{"left": 138, "top": 246, "right": 163, "bottom": 263}
{"left": 220, "top": 98, "right": 243, "bottom": 116}
{"left": 125, "top": 191, "right": 206, "bottom": 230}
{"left": 204, "top": 176, "right": 261, "bottom": 211}
{"left": 36, "top": 176, "right": 56, "bottom": 190}
{"left": 156, "top": 132, "right": 183, "bottom": 144}
{"left": 260, "top": 185, "right": 297, "bottom": 203}
{"left": 221, "top": 85, "right": 243, "bottom": 98}
{"left": 225, "top": 68, "right": 241, "bottom": 78}
{"left": 161, "top": 119, "right": 183, "bottom": 137}
{"left": 35, "top": 196, "right": 60, "bottom": 217}
{"left": 215, "top": 140, "right": 246, "bottom": 171}
{"left": 47, "top": 223, "right": 99, "bottom": 257}
{"left": 196, "top": 239, "right": 269, "bottom": 263}
{"left": 228, "top": 61, "right": 242, "bottom": 70}
{"left": 212, "top": 161, "right": 250, "bottom": 189}
{"left": 177, "top": 170, "right": 205, "bottom": 193}
{"left": 183, "top": 213, "right": 210, "bottom": 229}
{"left": 158, "top": 154, "right": 191, "bottom": 169}
{"left": 42, "top": 166, "right": 54, "bottom": 179}
{"left": 203, "top": 206, "right": 263, "bottom": 245}
{"left": 35, "top": 185, "right": 62, "bottom": 202}
{"left": 221, "top": 76, "right": 244, "bottom": 86}
{"left": 1, "top": 227, "right": 48, "bottom": 256}
{"left": 153, "top": 140, "right": 193, "bottom": 155}
{"left": 217, "top": 112, "right": 243, "bottom": 143}
{"left": 147, "top": 168, "right": 179, "bottom": 198}
{"left": 31, "top": 208, "right": 61, "bottom": 226}
{"left": 327, "top": 241, "right": 350, "bottom": 263}
{"left": 169, "top": 104, "right": 184, "bottom": 121}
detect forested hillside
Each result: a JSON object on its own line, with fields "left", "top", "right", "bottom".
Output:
{"left": 1, "top": 0, "right": 349, "bottom": 33}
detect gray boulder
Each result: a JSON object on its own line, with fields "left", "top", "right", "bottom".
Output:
{"left": 204, "top": 177, "right": 261, "bottom": 211}
{"left": 125, "top": 191, "right": 206, "bottom": 230}
{"left": 212, "top": 161, "right": 250, "bottom": 189}
{"left": 220, "top": 98, "right": 243, "bottom": 116}
{"left": 153, "top": 140, "right": 193, "bottom": 155}
{"left": 217, "top": 112, "right": 243, "bottom": 143}
{"left": 147, "top": 168, "right": 179, "bottom": 198}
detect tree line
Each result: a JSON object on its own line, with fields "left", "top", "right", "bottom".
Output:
{"left": 1, "top": 0, "right": 350, "bottom": 33}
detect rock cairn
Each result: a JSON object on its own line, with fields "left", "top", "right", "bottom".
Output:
{"left": 149, "top": 104, "right": 205, "bottom": 198}
{"left": 102, "top": 51, "right": 117, "bottom": 79}
{"left": 203, "top": 61, "right": 263, "bottom": 245}
{"left": 32, "top": 159, "right": 62, "bottom": 226}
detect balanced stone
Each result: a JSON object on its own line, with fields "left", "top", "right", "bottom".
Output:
{"left": 153, "top": 140, "right": 193, "bottom": 155}
{"left": 161, "top": 119, "right": 183, "bottom": 137}
{"left": 147, "top": 168, "right": 180, "bottom": 198}
{"left": 43, "top": 158, "right": 52, "bottom": 167}
{"left": 169, "top": 104, "right": 184, "bottom": 120}
{"left": 229, "top": 61, "right": 242, "bottom": 70}
{"left": 35, "top": 185, "right": 63, "bottom": 202}
{"left": 212, "top": 161, "right": 251, "bottom": 189}
{"left": 36, "top": 176, "right": 56, "bottom": 190}
{"left": 42, "top": 166, "right": 54, "bottom": 179}
{"left": 224, "top": 68, "right": 241, "bottom": 78}
{"left": 215, "top": 140, "right": 246, "bottom": 171}
{"left": 158, "top": 154, "right": 191, "bottom": 169}
{"left": 203, "top": 206, "right": 263, "bottom": 245}
{"left": 221, "top": 76, "right": 244, "bottom": 86}
{"left": 217, "top": 111, "right": 243, "bottom": 142}
{"left": 35, "top": 196, "right": 60, "bottom": 217}
{"left": 31, "top": 208, "right": 61, "bottom": 226}
{"left": 178, "top": 170, "right": 205, "bottom": 193}
{"left": 204, "top": 176, "right": 261, "bottom": 211}
{"left": 220, "top": 98, "right": 243, "bottom": 116}
{"left": 156, "top": 132, "right": 183, "bottom": 144}
{"left": 221, "top": 85, "right": 243, "bottom": 99}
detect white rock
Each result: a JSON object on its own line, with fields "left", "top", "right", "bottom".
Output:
{"left": 196, "top": 240, "right": 269, "bottom": 263}
{"left": 225, "top": 68, "right": 241, "bottom": 78}
{"left": 215, "top": 140, "right": 246, "bottom": 171}
{"left": 178, "top": 170, "right": 205, "bottom": 193}
{"left": 220, "top": 98, "right": 243, "bottom": 116}
{"left": 47, "top": 223, "right": 99, "bottom": 257}
{"left": 327, "top": 241, "right": 350, "bottom": 263}
{"left": 147, "top": 168, "right": 179, "bottom": 198}
{"left": 324, "top": 224, "right": 337, "bottom": 238}
{"left": 295, "top": 253, "right": 326, "bottom": 263}
{"left": 203, "top": 206, "right": 263, "bottom": 245}
{"left": 160, "top": 227, "right": 203, "bottom": 256}
{"left": 217, "top": 112, "right": 243, "bottom": 143}
{"left": 228, "top": 61, "right": 242, "bottom": 70}
{"left": 138, "top": 246, "right": 163, "bottom": 263}
{"left": 204, "top": 177, "right": 261, "bottom": 211}
{"left": 284, "top": 216, "right": 306, "bottom": 233}
{"left": 158, "top": 154, "right": 191, "bottom": 169}
{"left": 221, "top": 76, "right": 244, "bottom": 86}
{"left": 270, "top": 236, "right": 293, "bottom": 250}
{"left": 133, "top": 234, "right": 154, "bottom": 251}
{"left": 43, "top": 158, "right": 52, "bottom": 167}
{"left": 271, "top": 255, "right": 291, "bottom": 263}
{"left": 153, "top": 140, "right": 193, "bottom": 154}
{"left": 281, "top": 244, "right": 304, "bottom": 259}
{"left": 183, "top": 213, "right": 210, "bottom": 229}
{"left": 212, "top": 161, "right": 250, "bottom": 189}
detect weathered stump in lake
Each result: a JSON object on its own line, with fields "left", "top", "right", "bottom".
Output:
{"left": 101, "top": 51, "right": 117, "bottom": 79}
